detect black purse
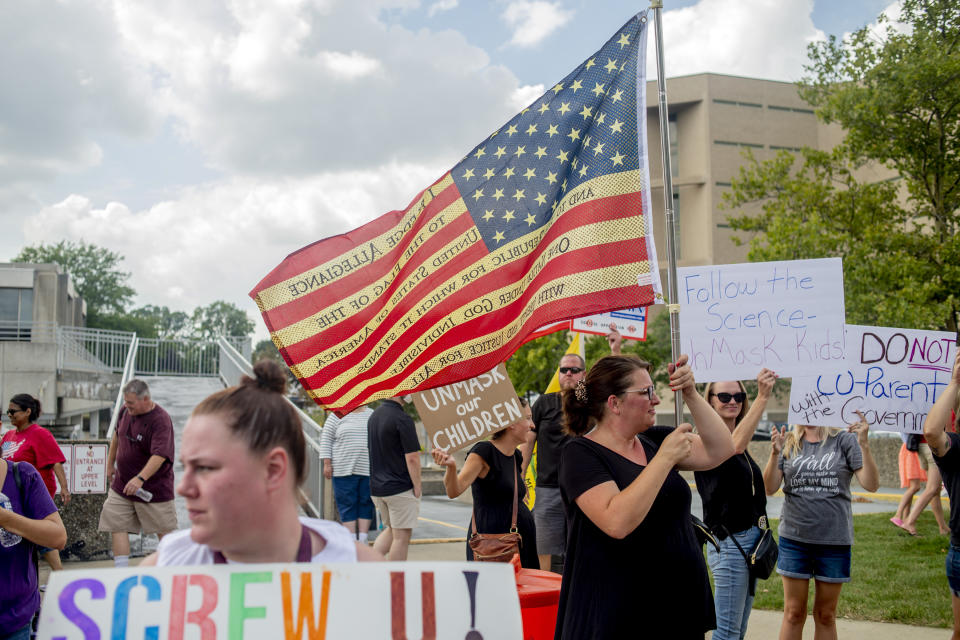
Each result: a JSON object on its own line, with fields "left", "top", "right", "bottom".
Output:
{"left": 692, "top": 515, "right": 720, "bottom": 552}
{"left": 723, "top": 516, "right": 779, "bottom": 595}
{"left": 906, "top": 434, "right": 921, "bottom": 452}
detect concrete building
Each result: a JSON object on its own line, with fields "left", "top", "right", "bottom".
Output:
{"left": 0, "top": 263, "right": 118, "bottom": 436}
{"left": 638, "top": 73, "right": 897, "bottom": 422}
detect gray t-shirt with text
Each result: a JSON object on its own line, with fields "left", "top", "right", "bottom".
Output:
{"left": 777, "top": 432, "right": 863, "bottom": 545}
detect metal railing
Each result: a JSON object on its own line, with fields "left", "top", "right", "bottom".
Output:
{"left": 58, "top": 326, "right": 135, "bottom": 373}
{"left": 105, "top": 334, "right": 140, "bottom": 440}
{"left": 217, "top": 337, "right": 327, "bottom": 519}
{"left": 0, "top": 319, "right": 57, "bottom": 343}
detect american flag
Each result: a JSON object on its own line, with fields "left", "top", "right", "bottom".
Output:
{"left": 251, "top": 12, "right": 661, "bottom": 411}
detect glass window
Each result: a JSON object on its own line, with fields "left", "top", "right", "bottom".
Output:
{"left": 19, "top": 289, "right": 33, "bottom": 322}
{"left": 0, "top": 288, "right": 19, "bottom": 322}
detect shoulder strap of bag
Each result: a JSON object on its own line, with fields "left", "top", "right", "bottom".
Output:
{"left": 470, "top": 454, "right": 519, "bottom": 536}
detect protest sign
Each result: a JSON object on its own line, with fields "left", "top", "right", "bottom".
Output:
{"left": 55, "top": 444, "right": 73, "bottom": 493}
{"left": 788, "top": 325, "right": 957, "bottom": 432}
{"left": 71, "top": 444, "right": 108, "bottom": 493}
{"left": 37, "top": 562, "right": 522, "bottom": 639}
{"left": 678, "top": 258, "right": 846, "bottom": 382}
{"left": 572, "top": 306, "right": 648, "bottom": 340}
{"left": 413, "top": 364, "right": 523, "bottom": 453}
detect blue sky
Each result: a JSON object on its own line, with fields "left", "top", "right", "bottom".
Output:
{"left": 0, "top": 0, "right": 899, "bottom": 338}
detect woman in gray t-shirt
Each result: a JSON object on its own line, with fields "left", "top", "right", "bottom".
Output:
{"left": 762, "top": 416, "right": 879, "bottom": 639}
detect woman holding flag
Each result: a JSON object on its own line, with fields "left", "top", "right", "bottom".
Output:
{"left": 555, "top": 353, "right": 734, "bottom": 638}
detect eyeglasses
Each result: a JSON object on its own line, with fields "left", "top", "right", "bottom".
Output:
{"left": 711, "top": 392, "right": 746, "bottom": 404}
{"left": 559, "top": 366, "right": 584, "bottom": 375}
{"left": 623, "top": 386, "right": 657, "bottom": 401}
{"left": 6, "top": 409, "right": 23, "bottom": 416}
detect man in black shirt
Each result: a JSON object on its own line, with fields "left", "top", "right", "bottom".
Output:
{"left": 368, "top": 397, "right": 421, "bottom": 561}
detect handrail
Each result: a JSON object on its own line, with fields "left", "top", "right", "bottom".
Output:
{"left": 105, "top": 334, "right": 139, "bottom": 440}
{"left": 216, "top": 337, "right": 327, "bottom": 518}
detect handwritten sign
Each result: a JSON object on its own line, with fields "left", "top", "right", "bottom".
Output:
{"left": 572, "top": 306, "right": 648, "bottom": 340}
{"left": 55, "top": 444, "right": 73, "bottom": 493}
{"left": 37, "top": 562, "right": 522, "bottom": 639}
{"left": 71, "top": 444, "right": 108, "bottom": 494}
{"left": 413, "top": 364, "right": 523, "bottom": 453}
{"left": 678, "top": 258, "right": 846, "bottom": 382}
{"left": 789, "top": 325, "right": 957, "bottom": 432}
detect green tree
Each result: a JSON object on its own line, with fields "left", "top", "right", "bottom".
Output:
{"left": 724, "top": 0, "right": 960, "bottom": 332}
{"left": 14, "top": 240, "right": 135, "bottom": 327}
{"left": 506, "top": 330, "right": 571, "bottom": 397}
{"left": 191, "top": 300, "right": 255, "bottom": 339}
{"left": 126, "top": 305, "right": 191, "bottom": 338}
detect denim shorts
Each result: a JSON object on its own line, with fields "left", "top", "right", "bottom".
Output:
{"left": 332, "top": 474, "right": 374, "bottom": 521}
{"left": 946, "top": 544, "right": 960, "bottom": 597}
{"left": 776, "top": 536, "right": 851, "bottom": 583}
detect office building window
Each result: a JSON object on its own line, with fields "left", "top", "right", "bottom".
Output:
{"left": 0, "top": 288, "right": 34, "bottom": 340}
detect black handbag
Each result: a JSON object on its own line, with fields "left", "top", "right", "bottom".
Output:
{"left": 724, "top": 516, "right": 779, "bottom": 595}
{"left": 692, "top": 515, "right": 720, "bottom": 552}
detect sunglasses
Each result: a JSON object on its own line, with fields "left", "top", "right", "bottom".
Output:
{"left": 623, "top": 386, "right": 657, "bottom": 401}
{"left": 559, "top": 366, "right": 584, "bottom": 374}
{"left": 6, "top": 409, "right": 23, "bottom": 416}
{"left": 711, "top": 392, "right": 746, "bottom": 404}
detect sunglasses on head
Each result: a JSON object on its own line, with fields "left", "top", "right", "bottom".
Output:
{"left": 711, "top": 391, "right": 746, "bottom": 404}
{"left": 559, "top": 366, "right": 583, "bottom": 374}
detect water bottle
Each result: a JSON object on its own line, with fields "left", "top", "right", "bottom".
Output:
{"left": 135, "top": 487, "right": 153, "bottom": 502}
{"left": 0, "top": 491, "right": 23, "bottom": 547}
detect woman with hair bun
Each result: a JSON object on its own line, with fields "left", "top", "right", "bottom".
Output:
{"left": 141, "top": 360, "right": 382, "bottom": 565}
{"left": 554, "top": 353, "right": 735, "bottom": 639}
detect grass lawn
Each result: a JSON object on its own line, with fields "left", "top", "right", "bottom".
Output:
{"left": 747, "top": 511, "right": 953, "bottom": 628}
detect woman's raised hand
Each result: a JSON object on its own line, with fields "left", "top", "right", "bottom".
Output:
{"left": 431, "top": 447, "right": 456, "bottom": 468}
{"left": 848, "top": 410, "right": 871, "bottom": 447}
{"left": 770, "top": 425, "right": 786, "bottom": 456}
{"left": 660, "top": 423, "right": 695, "bottom": 465}
{"left": 667, "top": 354, "right": 695, "bottom": 394}
{"left": 756, "top": 368, "right": 777, "bottom": 399}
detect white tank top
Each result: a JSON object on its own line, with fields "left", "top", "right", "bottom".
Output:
{"left": 156, "top": 517, "right": 358, "bottom": 565}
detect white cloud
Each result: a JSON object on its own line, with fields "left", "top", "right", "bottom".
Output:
{"left": 502, "top": 1, "right": 574, "bottom": 48}
{"left": 110, "top": 1, "right": 527, "bottom": 176}
{"left": 651, "top": 0, "right": 825, "bottom": 82}
{"left": 427, "top": 0, "right": 459, "bottom": 18}
{"left": 21, "top": 162, "right": 445, "bottom": 336}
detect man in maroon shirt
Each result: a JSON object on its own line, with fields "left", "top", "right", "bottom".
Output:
{"left": 98, "top": 379, "right": 177, "bottom": 567}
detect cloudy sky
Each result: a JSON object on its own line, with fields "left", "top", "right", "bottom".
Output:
{"left": 0, "top": 0, "right": 897, "bottom": 341}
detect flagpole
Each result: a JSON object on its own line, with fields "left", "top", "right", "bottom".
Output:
{"left": 650, "top": 1, "right": 684, "bottom": 428}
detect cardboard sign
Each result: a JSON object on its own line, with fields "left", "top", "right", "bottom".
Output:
{"left": 55, "top": 444, "right": 73, "bottom": 493}
{"left": 789, "top": 325, "right": 957, "bottom": 432}
{"left": 71, "top": 444, "right": 108, "bottom": 494}
{"left": 414, "top": 364, "right": 523, "bottom": 452}
{"left": 572, "top": 306, "right": 648, "bottom": 340}
{"left": 37, "top": 562, "right": 522, "bottom": 639}
{"left": 678, "top": 258, "right": 846, "bottom": 382}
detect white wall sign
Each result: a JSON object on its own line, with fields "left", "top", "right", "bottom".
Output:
{"left": 572, "top": 306, "right": 647, "bottom": 340}
{"left": 789, "top": 325, "right": 957, "bottom": 432}
{"left": 71, "top": 444, "right": 108, "bottom": 494}
{"left": 38, "top": 562, "right": 523, "bottom": 639}
{"left": 678, "top": 258, "right": 846, "bottom": 382}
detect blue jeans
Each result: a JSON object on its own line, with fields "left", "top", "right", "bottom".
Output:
{"left": 0, "top": 622, "right": 31, "bottom": 640}
{"left": 707, "top": 525, "right": 762, "bottom": 640}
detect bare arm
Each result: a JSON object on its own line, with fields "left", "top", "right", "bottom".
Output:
{"left": 356, "top": 542, "right": 385, "bottom": 561}
{"left": 762, "top": 426, "right": 785, "bottom": 495}
{"left": 926, "top": 351, "right": 960, "bottom": 457}
{"left": 847, "top": 411, "right": 879, "bottom": 492}
{"left": 730, "top": 369, "right": 776, "bottom": 454}
{"left": 53, "top": 462, "right": 71, "bottom": 505}
{"left": 670, "top": 355, "right": 735, "bottom": 471}
{"left": 405, "top": 451, "right": 422, "bottom": 498}
{"left": 576, "top": 425, "right": 694, "bottom": 539}
{"left": 106, "top": 431, "right": 118, "bottom": 484}
{"left": 0, "top": 508, "right": 66, "bottom": 550}
{"left": 519, "top": 430, "right": 536, "bottom": 475}
{"left": 607, "top": 329, "right": 622, "bottom": 355}
{"left": 140, "top": 552, "right": 158, "bottom": 566}
{"left": 123, "top": 454, "right": 168, "bottom": 496}
{"left": 431, "top": 449, "right": 488, "bottom": 498}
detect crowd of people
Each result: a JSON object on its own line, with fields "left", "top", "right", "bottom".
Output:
{"left": 2, "top": 344, "right": 960, "bottom": 639}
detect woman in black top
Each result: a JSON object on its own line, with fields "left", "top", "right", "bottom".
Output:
{"left": 555, "top": 354, "right": 734, "bottom": 639}
{"left": 694, "top": 369, "right": 776, "bottom": 640}
{"left": 430, "top": 400, "right": 538, "bottom": 568}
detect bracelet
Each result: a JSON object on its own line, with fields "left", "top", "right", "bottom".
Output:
{"left": 137, "top": 475, "right": 147, "bottom": 483}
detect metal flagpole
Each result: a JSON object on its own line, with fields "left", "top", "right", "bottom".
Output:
{"left": 650, "top": 0, "right": 684, "bottom": 428}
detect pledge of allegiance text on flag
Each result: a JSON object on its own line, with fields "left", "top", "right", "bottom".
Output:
{"left": 251, "top": 11, "right": 662, "bottom": 411}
